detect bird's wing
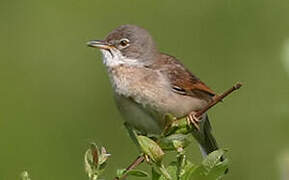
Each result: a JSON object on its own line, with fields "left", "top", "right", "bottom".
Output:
{"left": 149, "top": 53, "right": 216, "bottom": 101}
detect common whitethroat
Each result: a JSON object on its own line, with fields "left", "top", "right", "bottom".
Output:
{"left": 87, "top": 24, "right": 220, "bottom": 156}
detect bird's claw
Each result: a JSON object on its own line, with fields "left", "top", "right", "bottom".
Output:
{"left": 186, "top": 112, "right": 201, "bottom": 131}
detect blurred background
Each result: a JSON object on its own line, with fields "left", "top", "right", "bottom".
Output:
{"left": 0, "top": 0, "right": 289, "bottom": 179}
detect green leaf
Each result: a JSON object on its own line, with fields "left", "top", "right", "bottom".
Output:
{"left": 116, "top": 169, "right": 126, "bottom": 178}
{"left": 167, "top": 162, "right": 178, "bottom": 180}
{"left": 165, "top": 117, "right": 191, "bottom": 135}
{"left": 84, "top": 144, "right": 110, "bottom": 180}
{"left": 188, "top": 165, "right": 207, "bottom": 179}
{"left": 202, "top": 149, "right": 226, "bottom": 170}
{"left": 185, "top": 149, "right": 228, "bottom": 180}
{"left": 158, "top": 164, "right": 172, "bottom": 180}
{"left": 179, "top": 159, "right": 197, "bottom": 180}
{"left": 206, "top": 159, "right": 229, "bottom": 180}
{"left": 137, "top": 136, "right": 165, "bottom": 164}
{"left": 152, "top": 163, "right": 176, "bottom": 180}
{"left": 158, "top": 134, "right": 192, "bottom": 151}
{"left": 126, "top": 169, "right": 149, "bottom": 177}
{"left": 20, "top": 171, "right": 31, "bottom": 180}
{"left": 152, "top": 167, "right": 161, "bottom": 180}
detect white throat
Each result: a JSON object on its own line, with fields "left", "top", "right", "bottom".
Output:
{"left": 100, "top": 49, "right": 140, "bottom": 67}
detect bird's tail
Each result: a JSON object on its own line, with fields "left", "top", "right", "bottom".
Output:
{"left": 199, "top": 116, "right": 219, "bottom": 157}
{"left": 194, "top": 115, "right": 228, "bottom": 173}
{"left": 192, "top": 115, "right": 219, "bottom": 157}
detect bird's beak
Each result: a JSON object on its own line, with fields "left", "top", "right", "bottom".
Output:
{"left": 87, "top": 40, "right": 113, "bottom": 50}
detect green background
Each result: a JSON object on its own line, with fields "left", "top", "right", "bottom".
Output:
{"left": 1, "top": 0, "right": 289, "bottom": 179}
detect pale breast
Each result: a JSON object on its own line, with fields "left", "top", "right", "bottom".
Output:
{"left": 109, "top": 65, "right": 208, "bottom": 115}
{"left": 107, "top": 65, "right": 208, "bottom": 134}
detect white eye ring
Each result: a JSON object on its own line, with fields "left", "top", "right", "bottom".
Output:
{"left": 119, "top": 38, "right": 130, "bottom": 48}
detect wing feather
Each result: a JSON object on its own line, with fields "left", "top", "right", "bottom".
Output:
{"left": 148, "top": 53, "right": 216, "bottom": 101}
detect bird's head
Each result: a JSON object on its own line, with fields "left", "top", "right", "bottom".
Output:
{"left": 87, "top": 24, "right": 157, "bottom": 67}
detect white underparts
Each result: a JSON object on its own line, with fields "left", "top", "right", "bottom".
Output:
{"left": 100, "top": 49, "right": 139, "bottom": 67}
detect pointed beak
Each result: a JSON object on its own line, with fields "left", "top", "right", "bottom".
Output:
{"left": 87, "top": 40, "right": 113, "bottom": 50}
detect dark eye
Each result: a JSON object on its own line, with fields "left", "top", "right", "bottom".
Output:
{"left": 119, "top": 38, "right": 130, "bottom": 47}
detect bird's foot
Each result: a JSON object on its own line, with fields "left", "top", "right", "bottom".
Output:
{"left": 186, "top": 112, "right": 201, "bottom": 131}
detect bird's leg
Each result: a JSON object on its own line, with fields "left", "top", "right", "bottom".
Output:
{"left": 186, "top": 112, "right": 201, "bottom": 131}
{"left": 186, "top": 83, "right": 243, "bottom": 131}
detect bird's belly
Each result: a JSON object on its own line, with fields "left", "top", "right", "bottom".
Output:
{"left": 158, "top": 93, "right": 209, "bottom": 118}
{"left": 114, "top": 91, "right": 208, "bottom": 135}
{"left": 114, "top": 94, "right": 164, "bottom": 135}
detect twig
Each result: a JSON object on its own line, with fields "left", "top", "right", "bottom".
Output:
{"left": 195, "top": 82, "right": 242, "bottom": 118}
{"left": 114, "top": 155, "right": 145, "bottom": 180}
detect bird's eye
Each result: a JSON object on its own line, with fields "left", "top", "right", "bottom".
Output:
{"left": 119, "top": 38, "right": 130, "bottom": 47}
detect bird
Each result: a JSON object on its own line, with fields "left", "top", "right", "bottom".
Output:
{"left": 87, "top": 24, "right": 220, "bottom": 157}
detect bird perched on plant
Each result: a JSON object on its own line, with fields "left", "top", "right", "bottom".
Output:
{"left": 87, "top": 24, "right": 220, "bottom": 157}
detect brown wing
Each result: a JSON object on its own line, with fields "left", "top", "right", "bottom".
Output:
{"left": 148, "top": 53, "right": 216, "bottom": 101}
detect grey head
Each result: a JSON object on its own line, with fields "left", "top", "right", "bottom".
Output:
{"left": 87, "top": 24, "right": 158, "bottom": 67}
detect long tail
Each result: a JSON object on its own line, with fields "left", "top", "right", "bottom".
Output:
{"left": 194, "top": 115, "right": 228, "bottom": 173}
{"left": 199, "top": 115, "right": 219, "bottom": 156}
{"left": 191, "top": 115, "right": 219, "bottom": 157}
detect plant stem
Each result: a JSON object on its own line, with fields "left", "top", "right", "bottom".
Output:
{"left": 114, "top": 155, "right": 145, "bottom": 180}
{"left": 195, "top": 82, "right": 242, "bottom": 118}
